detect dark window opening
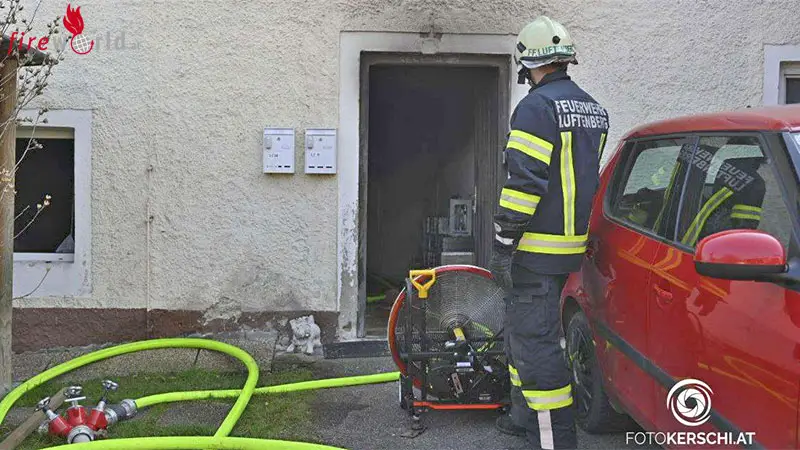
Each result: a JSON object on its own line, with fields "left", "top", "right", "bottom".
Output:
{"left": 13, "top": 136, "right": 75, "bottom": 253}
{"left": 786, "top": 78, "right": 800, "bottom": 104}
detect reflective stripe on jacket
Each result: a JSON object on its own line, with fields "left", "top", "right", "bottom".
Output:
{"left": 495, "top": 70, "right": 609, "bottom": 274}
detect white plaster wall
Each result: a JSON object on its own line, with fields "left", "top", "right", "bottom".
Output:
{"left": 12, "top": 0, "right": 800, "bottom": 334}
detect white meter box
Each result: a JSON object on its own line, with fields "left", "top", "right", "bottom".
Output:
{"left": 263, "top": 128, "right": 295, "bottom": 174}
{"left": 305, "top": 129, "right": 337, "bottom": 174}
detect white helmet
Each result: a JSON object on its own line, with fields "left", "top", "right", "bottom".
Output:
{"left": 514, "top": 16, "right": 578, "bottom": 77}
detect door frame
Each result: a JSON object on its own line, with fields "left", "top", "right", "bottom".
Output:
{"left": 337, "top": 32, "right": 527, "bottom": 340}
{"left": 357, "top": 53, "right": 509, "bottom": 338}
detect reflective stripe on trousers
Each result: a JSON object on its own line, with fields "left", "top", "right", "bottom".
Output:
{"left": 523, "top": 385, "right": 573, "bottom": 410}
{"left": 509, "top": 364, "right": 522, "bottom": 387}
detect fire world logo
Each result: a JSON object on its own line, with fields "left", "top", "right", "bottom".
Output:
{"left": 666, "top": 379, "right": 713, "bottom": 427}
{"left": 63, "top": 4, "right": 94, "bottom": 55}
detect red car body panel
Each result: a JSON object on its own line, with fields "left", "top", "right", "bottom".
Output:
{"left": 561, "top": 106, "right": 800, "bottom": 449}
{"left": 622, "top": 105, "right": 800, "bottom": 139}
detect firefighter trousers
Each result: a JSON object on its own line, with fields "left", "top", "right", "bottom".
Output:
{"left": 505, "top": 264, "right": 576, "bottom": 449}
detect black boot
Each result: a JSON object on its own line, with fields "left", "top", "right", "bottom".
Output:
{"left": 495, "top": 414, "right": 526, "bottom": 437}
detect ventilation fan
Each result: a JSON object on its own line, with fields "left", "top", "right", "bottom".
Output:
{"left": 387, "top": 265, "right": 510, "bottom": 434}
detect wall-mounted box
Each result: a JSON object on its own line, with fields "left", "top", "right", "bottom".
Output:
{"left": 305, "top": 128, "right": 337, "bottom": 174}
{"left": 449, "top": 198, "right": 473, "bottom": 236}
{"left": 263, "top": 128, "right": 295, "bottom": 174}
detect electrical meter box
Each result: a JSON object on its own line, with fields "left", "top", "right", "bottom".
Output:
{"left": 263, "top": 128, "right": 295, "bottom": 174}
{"left": 305, "top": 129, "right": 337, "bottom": 174}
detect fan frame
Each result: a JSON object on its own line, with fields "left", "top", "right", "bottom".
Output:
{"left": 387, "top": 264, "right": 509, "bottom": 410}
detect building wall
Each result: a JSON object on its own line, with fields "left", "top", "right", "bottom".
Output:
{"left": 10, "top": 0, "right": 800, "bottom": 349}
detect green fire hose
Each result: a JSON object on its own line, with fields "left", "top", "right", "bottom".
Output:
{"left": 0, "top": 338, "right": 400, "bottom": 449}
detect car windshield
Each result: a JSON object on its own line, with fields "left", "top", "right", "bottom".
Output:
{"left": 794, "top": 132, "right": 800, "bottom": 147}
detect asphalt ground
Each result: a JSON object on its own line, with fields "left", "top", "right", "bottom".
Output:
{"left": 305, "top": 356, "right": 659, "bottom": 450}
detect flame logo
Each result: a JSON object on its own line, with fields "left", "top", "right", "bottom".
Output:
{"left": 666, "top": 379, "right": 713, "bottom": 427}
{"left": 63, "top": 4, "right": 84, "bottom": 36}
{"left": 63, "top": 4, "right": 94, "bottom": 55}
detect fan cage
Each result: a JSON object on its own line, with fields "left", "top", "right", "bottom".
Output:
{"left": 390, "top": 266, "right": 506, "bottom": 378}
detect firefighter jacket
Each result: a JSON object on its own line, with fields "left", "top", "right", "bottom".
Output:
{"left": 494, "top": 70, "right": 609, "bottom": 275}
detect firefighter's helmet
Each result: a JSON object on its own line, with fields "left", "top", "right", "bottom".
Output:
{"left": 514, "top": 16, "right": 578, "bottom": 73}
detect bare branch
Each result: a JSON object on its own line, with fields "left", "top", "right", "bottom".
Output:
{"left": 12, "top": 265, "right": 51, "bottom": 300}
{"left": 13, "top": 194, "right": 50, "bottom": 239}
{"left": 13, "top": 203, "right": 27, "bottom": 220}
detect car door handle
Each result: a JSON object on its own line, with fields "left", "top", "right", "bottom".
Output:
{"left": 653, "top": 284, "right": 673, "bottom": 303}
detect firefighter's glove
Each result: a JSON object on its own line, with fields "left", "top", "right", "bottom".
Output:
{"left": 490, "top": 250, "right": 514, "bottom": 291}
{"left": 490, "top": 220, "right": 525, "bottom": 291}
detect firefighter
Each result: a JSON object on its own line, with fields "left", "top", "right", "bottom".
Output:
{"left": 489, "top": 16, "right": 609, "bottom": 450}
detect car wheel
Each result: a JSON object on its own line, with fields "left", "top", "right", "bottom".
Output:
{"left": 566, "top": 310, "right": 636, "bottom": 433}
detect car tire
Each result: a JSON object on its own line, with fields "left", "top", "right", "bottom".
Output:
{"left": 566, "top": 310, "right": 636, "bottom": 433}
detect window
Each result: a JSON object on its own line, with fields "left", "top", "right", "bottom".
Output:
{"left": 764, "top": 46, "right": 800, "bottom": 105}
{"left": 14, "top": 127, "right": 75, "bottom": 256}
{"left": 782, "top": 63, "right": 800, "bottom": 104}
{"left": 12, "top": 109, "right": 91, "bottom": 299}
{"left": 676, "top": 135, "right": 794, "bottom": 250}
{"left": 608, "top": 137, "right": 693, "bottom": 238}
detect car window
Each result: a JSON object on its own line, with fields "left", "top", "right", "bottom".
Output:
{"left": 676, "top": 135, "right": 794, "bottom": 250}
{"left": 608, "top": 138, "right": 694, "bottom": 239}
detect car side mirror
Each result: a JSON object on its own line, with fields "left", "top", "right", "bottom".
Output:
{"left": 694, "top": 230, "right": 787, "bottom": 281}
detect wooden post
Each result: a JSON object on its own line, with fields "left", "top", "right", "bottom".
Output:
{"left": 0, "top": 387, "right": 68, "bottom": 449}
{"left": 0, "top": 58, "right": 19, "bottom": 396}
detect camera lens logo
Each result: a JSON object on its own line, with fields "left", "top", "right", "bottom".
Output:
{"left": 666, "top": 379, "right": 713, "bottom": 427}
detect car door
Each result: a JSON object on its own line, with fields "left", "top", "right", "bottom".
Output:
{"left": 647, "top": 133, "right": 800, "bottom": 449}
{"left": 583, "top": 136, "right": 695, "bottom": 429}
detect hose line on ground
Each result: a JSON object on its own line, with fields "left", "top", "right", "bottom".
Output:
{"left": 42, "top": 437, "right": 341, "bottom": 449}
{"left": 0, "top": 338, "right": 400, "bottom": 450}
{"left": 135, "top": 372, "right": 401, "bottom": 409}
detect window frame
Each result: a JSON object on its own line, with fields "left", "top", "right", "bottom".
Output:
{"left": 13, "top": 126, "right": 76, "bottom": 261}
{"left": 602, "top": 133, "right": 698, "bottom": 247}
{"left": 669, "top": 131, "right": 798, "bottom": 255}
{"left": 764, "top": 132, "right": 800, "bottom": 255}
{"left": 605, "top": 131, "right": 800, "bottom": 252}
{"left": 12, "top": 109, "right": 92, "bottom": 299}
{"left": 764, "top": 45, "right": 800, "bottom": 105}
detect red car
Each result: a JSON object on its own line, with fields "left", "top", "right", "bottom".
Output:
{"left": 561, "top": 105, "right": 800, "bottom": 449}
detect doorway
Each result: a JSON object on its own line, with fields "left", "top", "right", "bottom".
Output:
{"left": 358, "top": 53, "right": 510, "bottom": 338}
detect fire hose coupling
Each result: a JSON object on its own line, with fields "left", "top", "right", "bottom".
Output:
{"left": 66, "top": 424, "right": 95, "bottom": 444}
{"left": 104, "top": 399, "right": 138, "bottom": 426}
